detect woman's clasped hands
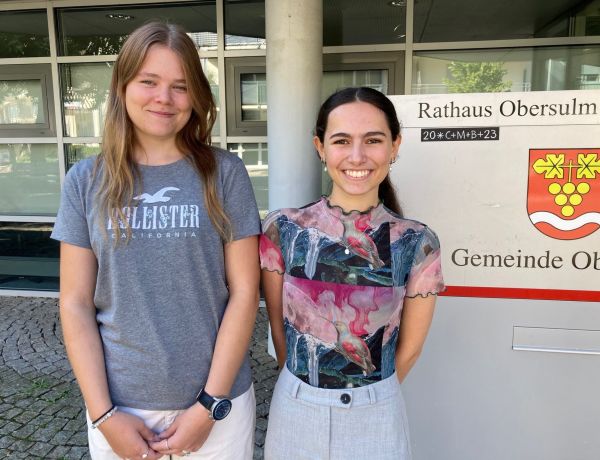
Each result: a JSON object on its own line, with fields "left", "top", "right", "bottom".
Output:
{"left": 149, "top": 403, "right": 215, "bottom": 457}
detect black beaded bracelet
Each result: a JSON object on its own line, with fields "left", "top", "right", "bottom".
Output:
{"left": 92, "top": 405, "right": 115, "bottom": 425}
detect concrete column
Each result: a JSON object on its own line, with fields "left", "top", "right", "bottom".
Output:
{"left": 266, "top": 0, "right": 323, "bottom": 210}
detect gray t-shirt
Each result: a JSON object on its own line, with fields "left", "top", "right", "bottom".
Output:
{"left": 51, "top": 148, "right": 260, "bottom": 410}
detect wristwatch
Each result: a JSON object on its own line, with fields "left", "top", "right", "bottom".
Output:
{"left": 196, "top": 387, "right": 232, "bottom": 421}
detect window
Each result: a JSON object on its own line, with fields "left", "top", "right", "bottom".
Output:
{"left": 0, "top": 222, "right": 59, "bottom": 291}
{"left": 226, "top": 53, "right": 403, "bottom": 135}
{"left": 0, "top": 10, "right": 49, "bottom": 58}
{"left": 228, "top": 142, "right": 268, "bottom": 218}
{"left": 225, "top": 0, "right": 266, "bottom": 50}
{"left": 56, "top": 2, "right": 218, "bottom": 56}
{"left": 414, "top": 0, "right": 600, "bottom": 42}
{"left": 324, "top": 0, "right": 406, "bottom": 46}
{"left": 64, "top": 143, "right": 101, "bottom": 171}
{"left": 412, "top": 46, "right": 600, "bottom": 94}
{"left": 226, "top": 59, "right": 267, "bottom": 136}
{"left": 0, "top": 65, "right": 55, "bottom": 137}
{"left": 0, "top": 144, "right": 60, "bottom": 216}
{"left": 61, "top": 63, "right": 113, "bottom": 138}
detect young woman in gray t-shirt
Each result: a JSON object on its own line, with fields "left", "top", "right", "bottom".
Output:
{"left": 52, "top": 22, "right": 260, "bottom": 460}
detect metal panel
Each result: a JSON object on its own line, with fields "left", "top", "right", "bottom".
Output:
{"left": 403, "top": 296, "right": 600, "bottom": 460}
{"left": 513, "top": 326, "right": 600, "bottom": 355}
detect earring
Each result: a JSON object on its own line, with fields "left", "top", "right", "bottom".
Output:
{"left": 389, "top": 157, "right": 397, "bottom": 171}
{"left": 321, "top": 157, "right": 327, "bottom": 172}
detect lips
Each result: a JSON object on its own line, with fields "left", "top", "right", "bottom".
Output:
{"left": 148, "top": 110, "right": 176, "bottom": 117}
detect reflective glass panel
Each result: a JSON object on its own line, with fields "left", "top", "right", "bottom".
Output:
{"left": 62, "top": 63, "right": 112, "bottom": 138}
{"left": 240, "top": 73, "right": 267, "bottom": 121}
{"left": 228, "top": 143, "right": 268, "bottom": 218}
{"left": 0, "top": 10, "right": 50, "bottom": 58}
{"left": 324, "top": 0, "right": 406, "bottom": 45}
{"left": 0, "top": 79, "right": 44, "bottom": 125}
{"left": 225, "top": 0, "right": 266, "bottom": 50}
{"left": 0, "top": 144, "right": 60, "bottom": 215}
{"left": 236, "top": 69, "right": 390, "bottom": 124}
{"left": 57, "top": 2, "right": 217, "bottom": 56}
{"left": 60, "top": 60, "right": 218, "bottom": 137}
{"left": 65, "top": 143, "right": 101, "bottom": 171}
{"left": 322, "top": 70, "right": 389, "bottom": 99}
{"left": 412, "top": 46, "right": 600, "bottom": 94}
{"left": 203, "top": 58, "right": 220, "bottom": 136}
{"left": 415, "top": 0, "right": 600, "bottom": 42}
{"left": 0, "top": 222, "right": 59, "bottom": 291}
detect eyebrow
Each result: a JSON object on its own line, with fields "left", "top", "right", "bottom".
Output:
{"left": 328, "top": 131, "right": 387, "bottom": 139}
{"left": 138, "top": 72, "right": 186, "bottom": 83}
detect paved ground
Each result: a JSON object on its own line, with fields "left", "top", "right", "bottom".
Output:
{"left": 0, "top": 297, "right": 278, "bottom": 459}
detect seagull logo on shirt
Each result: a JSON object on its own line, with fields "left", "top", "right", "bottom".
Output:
{"left": 134, "top": 187, "right": 180, "bottom": 203}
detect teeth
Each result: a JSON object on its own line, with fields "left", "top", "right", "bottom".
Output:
{"left": 345, "top": 170, "right": 369, "bottom": 178}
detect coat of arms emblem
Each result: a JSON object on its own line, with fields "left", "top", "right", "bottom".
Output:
{"left": 528, "top": 148, "right": 600, "bottom": 240}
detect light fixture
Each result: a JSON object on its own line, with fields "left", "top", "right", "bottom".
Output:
{"left": 106, "top": 13, "right": 135, "bottom": 21}
{"left": 388, "top": 0, "right": 407, "bottom": 6}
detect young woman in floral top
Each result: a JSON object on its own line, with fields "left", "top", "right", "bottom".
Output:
{"left": 260, "top": 87, "right": 445, "bottom": 460}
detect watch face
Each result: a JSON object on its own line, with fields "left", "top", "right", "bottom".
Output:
{"left": 213, "top": 399, "right": 232, "bottom": 420}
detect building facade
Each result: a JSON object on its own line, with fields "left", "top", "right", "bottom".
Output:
{"left": 0, "top": 0, "right": 599, "bottom": 293}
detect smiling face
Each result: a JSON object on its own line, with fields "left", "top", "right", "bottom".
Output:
{"left": 125, "top": 44, "right": 192, "bottom": 148}
{"left": 314, "top": 100, "right": 401, "bottom": 212}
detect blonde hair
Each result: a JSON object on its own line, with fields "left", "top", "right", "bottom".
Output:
{"left": 96, "top": 22, "right": 231, "bottom": 241}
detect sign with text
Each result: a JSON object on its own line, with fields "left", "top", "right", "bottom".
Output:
{"left": 390, "top": 90, "right": 600, "bottom": 301}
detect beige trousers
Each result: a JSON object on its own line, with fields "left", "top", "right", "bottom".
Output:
{"left": 87, "top": 385, "right": 255, "bottom": 460}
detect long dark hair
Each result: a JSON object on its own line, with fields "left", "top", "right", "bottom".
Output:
{"left": 315, "top": 87, "right": 402, "bottom": 216}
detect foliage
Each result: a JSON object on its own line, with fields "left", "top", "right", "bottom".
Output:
{"left": 444, "top": 61, "right": 512, "bottom": 93}
{"left": 63, "top": 34, "right": 128, "bottom": 56}
{"left": 0, "top": 32, "right": 49, "bottom": 58}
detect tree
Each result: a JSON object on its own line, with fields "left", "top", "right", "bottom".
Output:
{"left": 444, "top": 62, "right": 512, "bottom": 93}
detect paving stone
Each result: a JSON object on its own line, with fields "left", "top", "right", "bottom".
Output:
{"left": 0, "top": 421, "right": 21, "bottom": 436}
{"left": 63, "top": 419, "right": 85, "bottom": 432}
{"left": 0, "top": 436, "right": 12, "bottom": 449}
{"left": 12, "top": 423, "right": 37, "bottom": 439}
{"left": 28, "top": 440, "right": 56, "bottom": 457}
{"left": 255, "top": 427, "right": 266, "bottom": 446}
{"left": 68, "top": 445, "right": 90, "bottom": 459}
{"left": 256, "top": 402, "right": 270, "bottom": 417}
{"left": 57, "top": 405, "right": 81, "bottom": 420}
{"left": 68, "top": 431, "right": 88, "bottom": 447}
{"left": 1, "top": 298, "right": 278, "bottom": 458}
{"left": 14, "top": 410, "right": 38, "bottom": 424}
{"left": 256, "top": 417, "right": 268, "bottom": 431}
{"left": 2, "top": 407, "right": 23, "bottom": 419}
{"left": 47, "top": 444, "right": 72, "bottom": 459}
{"left": 253, "top": 445, "right": 264, "bottom": 460}
{"left": 50, "top": 429, "right": 74, "bottom": 446}
{"left": 10, "top": 438, "right": 34, "bottom": 453}
{"left": 42, "top": 403, "right": 66, "bottom": 416}
{"left": 30, "top": 425, "right": 61, "bottom": 442}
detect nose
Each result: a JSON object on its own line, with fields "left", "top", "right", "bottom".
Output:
{"left": 348, "top": 142, "right": 366, "bottom": 163}
{"left": 154, "top": 84, "right": 173, "bottom": 104}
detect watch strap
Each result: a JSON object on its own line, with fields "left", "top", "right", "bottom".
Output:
{"left": 197, "top": 387, "right": 216, "bottom": 410}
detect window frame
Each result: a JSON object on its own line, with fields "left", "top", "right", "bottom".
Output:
{"left": 0, "top": 64, "right": 56, "bottom": 138}
{"left": 225, "top": 52, "right": 404, "bottom": 136}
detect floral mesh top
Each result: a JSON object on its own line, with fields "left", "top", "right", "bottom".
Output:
{"left": 260, "top": 197, "right": 445, "bottom": 389}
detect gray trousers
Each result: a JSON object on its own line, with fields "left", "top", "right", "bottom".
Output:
{"left": 265, "top": 367, "right": 412, "bottom": 460}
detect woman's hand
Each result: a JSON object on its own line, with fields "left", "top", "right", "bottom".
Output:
{"left": 98, "top": 411, "right": 161, "bottom": 459}
{"left": 149, "top": 404, "right": 215, "bottom": 456}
